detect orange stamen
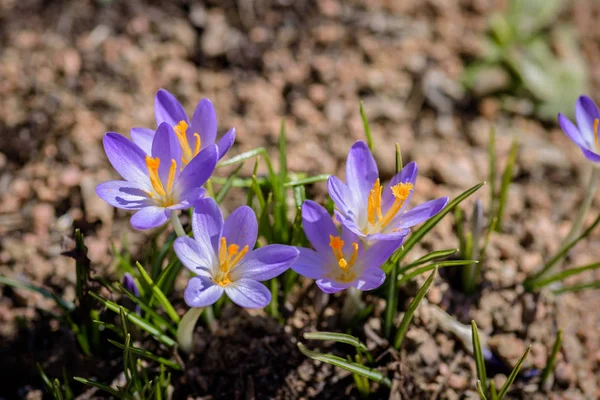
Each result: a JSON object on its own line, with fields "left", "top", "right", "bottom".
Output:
{"left": 145, "top": 156, "right": 166, "bottom": 197}
{"left": 594, "top": 118, "right": 599, "bottom": 150}
{"left": 379, "top": 182, "right": 414, "bottom": 228}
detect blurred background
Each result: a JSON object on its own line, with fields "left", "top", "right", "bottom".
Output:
{"left": 1, "top": 0, "right": 600, "bottom": 398}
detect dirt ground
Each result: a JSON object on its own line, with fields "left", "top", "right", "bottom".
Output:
{"left": 1, "top": 0, "right": 600, "bottom": 399}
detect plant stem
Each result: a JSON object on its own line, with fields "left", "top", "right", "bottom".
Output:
{"left": 170, "top": 211, "right": 186, "bottom": 238}
{"left": 561, "top": 165, "right": 599, "bottom": 249}
{"left": 177, "top": 307, "right": 204, "bottom": 354}
{"left": 341, "top": 287, "right": 364, "bottom": 325}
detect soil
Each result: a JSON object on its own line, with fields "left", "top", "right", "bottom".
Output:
{"left": 2, "top": 0, "right": 600, "bottom": 399}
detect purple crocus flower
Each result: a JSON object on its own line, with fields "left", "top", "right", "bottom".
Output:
{"left": 174, "top": 198, "right": 299, "bottom": 308}
{"left": 328, "top": 141, "right": 448, "bottom": 241}
{"left": 292, "top": 200, "right": 404, "bottom": 293}
{"left": 558, "top": 95, "right": 600, "bottom": 163}
{"left": 130, "top": 89, "right": 235, "bottom": 162}
{"left": 96, "top": 123, "right": 218, "bottom": 230}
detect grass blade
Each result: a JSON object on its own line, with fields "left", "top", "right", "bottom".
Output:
{"left": 395, "top": 143, "right": 403, "bottom": 172}
{"left": 398, "top": 260, "right": 476, "bottom": 286}
{"left": 0, "top": 275, "right": 75, "bottom": 311}
{"left": 284, "top": 174, "right": 330, "bottom": 187}
{"left": 552, "top": 280, "right": 600, "bottom": 294}
{"left": 359, "top": 101, "right": 374, "bottom": 150}
{"left": 527, "top": 261, "right": 600, "bottom": 290}
{"left": 540, "top": 330, "right": 562, "bottom": 385}
{"left": 108, "top": 339, "right": 182, "bottom": 370}
{"left": 303, "top": 331, "right": 369, "bottom": 352}
{"left": 471, "top": 321, "right": 488, "bottom": 395}
{"left": 384, "top": 263, "right": 398, "bottom": 339}
{"left": 393, "top": 268, "right": 437, "bottom": 349}
{"left": 115, "top": 283, "right": 177, "bottom": 336}
{"left": 477, "top": 380, "right": 489, "bottom": 400}
{"left": 214, "top": 162, "right": 244, "bottom": 204}
{"left": 136, "top": 262, "right": 180, "bottom": 324}
{"left": 385, "top": 182, "right": 484, "bottom": 273}
{"left": 495, "top": 139, "right": 518, "bottom": 232}
{"left": 297, "top": 343, "right": 390, "bottom": 387}
{"left": 73, "top": 377, "right": 120, "bottom": 397}
{"left": 90, "top": 292, "right": 175, "bottom": 347}
{"left": 497, "top": 345, "right": 531, "bottom": 399}
{"left": 217, "top": 147, "right": 275, "bottom": 177}
{"left": 398, "top": 249, "right": 458, "bottom": 274}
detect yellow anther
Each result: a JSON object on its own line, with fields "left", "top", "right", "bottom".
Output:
{"left": 217, "top": 236, "right": 248, "bottom": 284}
{"left": 229, "top": 245, "right": 249, "bottom": 269}
{"left": 219, "top": 237, "right": 228, "bottom": 271}
{"left": 329, "top": 235, "right": 345, "bottom": 260}
{"left": 329, "top": 235, "right": 359, "bottom": 272}
{"left": 594, "top": 118, "right": 599, "bottom": 150}
{"left": 193, "top": 133, "right": 202, "bottom": 156}
{"left": 145, "top": 156, "right": 166, "bottom": 197}
{"left": 166, "top": 159, "right": 177, "bottom": 193}
{"left": 338, "top": 258, "right": 348, "bottom": 269}
{"left": 174, "top": 120, "right": 202, "bottom": 165}
{"left": 348, "top": 242, "right": 359, "bottom": 267}
{"left": 378, "top": 182, "right": 414, "bottom": 229}
{"left": 367, "top": 178, "right": 383, "bottom": 225}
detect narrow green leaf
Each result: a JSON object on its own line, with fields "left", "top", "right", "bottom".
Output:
{"left": 398, "top": 249, "right": 458, "bottom": 274}
{"left": 115, "top": 284, "right": 176, "bottom": 335}
{"left": 52, "top": 379, "right": 65, "bottom": 400}
{"left": 490, "top": 381, "right": 498, "bottom": 400}
{"left": 258, "top": 192, "right": 273, "bottom": 243}
{"left": 488, "top": 126, "right": 497, "bottom": 221}
{"left": 359, "top": 101, "right": 374, "bottom": 151}
{"left": 528, "top": 261, "right": 600, "bottom": 290}
{"left": 73, "top": 377, "right": 120, "bottom": 397}
{"left": 471, "top": 321, "right": 488, "bottom": 395}
{"left": 540, "top": 330, "right": 562, "bottom": 384}
{"left": 108, "top": 339, "right": 182, "bottom": 370}
{"left": 393, "top": 268, "right": 437, "bottom": 349}
{"left": 0, "top": 275, "right": 75, "bottom": 311}
{"left": 279, "top": 119, "right": 287, "bottom": 184}
{"left": 90, "top": 292, "right": 175, "bottom": 347}
{"left": 268, "top": 278, "right": 279, "bottom": 319}
{"left": 552, "top": 280, "right": 600, "bottom": 295}
{"left": 151, "top": 231, "right": 177, "bottom": 280}
{"left": 297, "top": 343, "right": 391, "bottom": 387}
{"left": 384, "top": 263, "right": 398, "bottom": 339}
{"left": 497, "top": 345, "right": 531, "bottom": 399}
{"left": 395, "top": 143, "right": 403, "bottom": 172}
{"left": 456, "top": 207, "right": 465, "bottom": 257}
{"left": 215, "top": 162, "right": 244, "bottom": 204}
{"left": 495, "top": 139, "right": 518, "bottom": 232}
{"left": 217, "top": 147, "right": 275, "bottom": 178}
{"left": 252, "top": 172, "right": 266, "bottom": 212}
{"left": 385, "top": 182, "right": 484, "bottom": 273}
{"left": 477, "top": 380, "right": 489, "bottom": 400}
{"left": 303, "top": 331, "right": 369, "bottom": 352}
{"left": 37, "top": 363, "right": 54, "bottom": 393}
{"left": 398, "top": 260, "right": 476, "bottom": 286}
{"left": 136, "top": 262, "right": 180, "bottom": 324}
{"left": 284, "top": 174, "right": 331, "bottom": 187}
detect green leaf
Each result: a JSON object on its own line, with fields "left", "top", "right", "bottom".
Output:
{"left": 359, "top": 101, "right": 374, "bottom": 151}
{"left": 217, "top": 147, "right": 275, "bottom": 178}
{"left": 395, "top": 143, "right": 403, "bottom": 172}
{"left": 73, "top": 377, "right": 120, "bottom": 397}
{"left": 297, "top": 343, "right": 391, "bottom": 387}
{"left": 268, "top": 278, "right": 280, "bottom": 319}
{"left": 136, "top": 262, "right": 180, "bottom": 324}
{"left": 393, "top": 268, "right": 437, "bottom": 349}
{"left": 471, "top": 321, "right": 488, "bottom": 395}
{"left": 398, "top": 248, "right": 458, "bottom": 274}
{"left": 215, "top": 162, "right": 245, "bottom": 204}
{"left": 385, "top": 182, "right": 484, "bottom": 273}
{"left": 384, "top": 263, "right": 398, "bottom": 339}
{"left": 551, "top": 280, "right": 600, "bottom": 295}
{"left": 108, "top": 339, "right": 182, "bottom": 370}
{"left": 303, "top": 331, "right": 369, "bottom": 352}
{"left": 284, "top": 174, "right": 331, "bottom": 187}
{"left": 115, "top": 283, "right": 177, "bottom": 336}
{"left": 398, "top": 260, "right": 477, "bottom": 286}
{"left": 0, "top": 275, "right": 75, "bottom": 311}
{"left": 540, "top": 330, "right": 562, "bottom": 384}
{"left": 495, "top": 139, "right": 518, "bottom": 232}
{"left": 90, "top": 292, "right": 176, "bottom": 347}
{"left": 528, "top": 261, "right": 600, "bottom": 290}
{"left": 497, "top": 345, "right": 531, "bottom": 399}
{"left": 477, "top": 380, "right": 489, "bottom": 400}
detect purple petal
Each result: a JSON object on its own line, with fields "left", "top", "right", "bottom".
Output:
{"left": 103, "top": 133, "right": 151, "bottom": 190}
{"left": 184, "top": 276, "right": 224, "bottom": 308}
{"left": 130, "top": 127, "right": 155, "bottom": 155}
{"left": 361, "top": 237, "right": 406, "bottom": 269}
{"left": 382, "top": 161, "right": 418, "bottom": 211}
{"left": 292, "top": 248, "right": 328, "bottom": 279}
{"left": 356, "top": 268, "right": 386, "bottom": 291}
{"left": 173, "top": 236, "right": 215, "bottom": 277}
{"left": 155, "top": 89, "right": 189, "bottom": 127}
{"left": 345, "top": 141, "right": 379, "bottom": 212}
{"left": 581, "top": 147, "right": 600, "bottom": 163}
{"left": 96, "top": 180, "right": 151, "bottom": 210}
{"left": 192, "top": 198, "right": 223, "bottom": 254}
{"left": 231, "top": 245, "right": 298, "bottom": 281}
{"left": 176, "top": 144, "right": 218, "bottom": 201}
{"left": 315, "top": 278, "right": 353, "bottom": 294}
{"left": 340, "top": 224, "right": 364, "bottom": 254}
{"left": 392, "top": 197, "right": 448, "bottom": 230}
{"left": 575, "top": 96, "right": 600, "bottom": 146}
{"left": 152, "top": 123, "right": 182, "bottom": 184}
{"left": 558, "top": 113, "right": 587, "bottom": 149}
{"left": 216, "top": 128, "right": 236, "bottom": 160}
{"left": 302, "top": 200, "right": 339, "bottom": 254}
{"left": 334, "top": 210, "right": 366, "bottom": 238}
{"left": 327, "top": 175, "right": 357, "bottom": 216}
{"left": 191, "top": 98, "right": 217, "bottom": 148}
{"left": 222, "top": 205, "right": 258, "bottom": 251}
{"left": 130, "top": 206, "right": 169, "bottom": 230}
{"left": 224, "top": 278, "right": 271, "bottom": 308}
{"left": 123, "top": 273, "right": 141, "bottom": 297}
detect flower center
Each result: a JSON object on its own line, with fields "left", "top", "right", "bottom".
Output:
{"left": 145, "top": 155, "right": 177, "bottom": 207}
{"left": 365, "top": 178, "right": 414, "bottom": 233}
{"left": 594, "top": 118, "right": 599, "bottom": 150}
{"left": 326, "top": 235, "right": 358, "bottom": 283}
{"left": 215, "top": 236, "right": 249, "bottom": 286}
{"left": 174, "top": 120, "right": 202, "bottom": 166}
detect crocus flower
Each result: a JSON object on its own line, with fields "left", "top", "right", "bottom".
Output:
{"left": 328, "top": 141, "right": 448, "bottom": 241}
{"left": 122, "top": 273, "right": 141, "bottom": 314}
{"left": 130, "top": 89, "right": 235, "bottom": 162}
{"left": 96, "top": 123, "right": 218, "bottom": 230}
{"left": 292, "top": 200, "right": 404, "bottom": 293}
{"left": 558, "top": 95, "right": 600, "bottom": 163}
{"left": 174, "top": 198, "right": 299, "bottom": 308}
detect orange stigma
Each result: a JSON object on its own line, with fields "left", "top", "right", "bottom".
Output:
{"left": 328, "top": 235, "right": 359, "bottom": 272}
{"left": 145, "top": 156, "right": 178, "bottom": 205}
{"left": 216, "top": 236, "right": 248, "bottom": 286}
{"left": 174, "top": 120, "right": 202, "bottom": 165}
{"left": 365, "top": 180, "right": 414, "bottom": 233}
{"left": 594, "top": 118, "right": 599, "bottom": 150}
